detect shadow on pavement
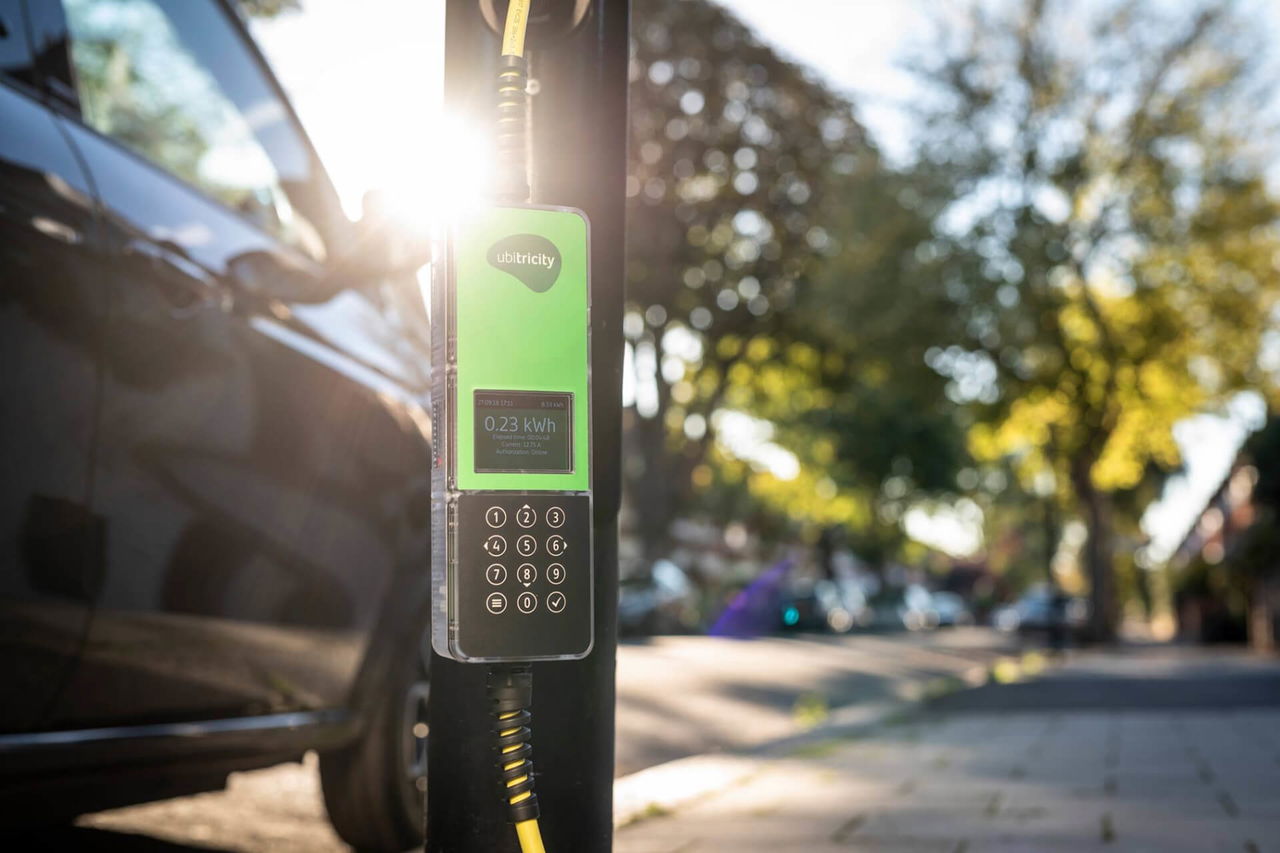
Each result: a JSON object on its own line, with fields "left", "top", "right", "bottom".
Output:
{"left": 0, "top": 827, "right": 233, "bottom": 852}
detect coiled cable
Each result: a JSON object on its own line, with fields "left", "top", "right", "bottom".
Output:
{"left": 489, "top": 664, "right": 545, "bottom": 853}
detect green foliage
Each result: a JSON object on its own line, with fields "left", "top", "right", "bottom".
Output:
{"left": 625, "top": 0, "right": 965, "bottom": 552}
{"left": 908, "top": 0, "right": 1280, "bottom": 629}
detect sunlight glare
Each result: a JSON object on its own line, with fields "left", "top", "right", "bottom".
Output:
{"left": 368, "top": 114, "right": 495, "bottom": 235}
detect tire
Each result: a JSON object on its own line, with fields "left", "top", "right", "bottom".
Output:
{"left": 319, "top": 632, "right": 429, "bottom": 853}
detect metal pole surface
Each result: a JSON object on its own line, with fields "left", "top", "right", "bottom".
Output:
{"left": 428, "top": 1, "right": 628, "bottom": 850}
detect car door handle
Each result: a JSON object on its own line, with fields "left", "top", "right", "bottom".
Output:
{"left": 124, "top": 238, "right": 231, "bottom": 319}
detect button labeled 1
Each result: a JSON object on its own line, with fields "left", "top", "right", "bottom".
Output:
{"left": 485, "top": 506, "right": 507, "bottom": 528}
{"left": 546, "top": 535, "right": 567, "bottom": 557}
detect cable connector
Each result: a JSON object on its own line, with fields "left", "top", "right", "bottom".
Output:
{"left": 495, "top": 54, "right": 531, "bottom": 203}
{"left": 488, "top": 664, "right": 540, "bottom": 824}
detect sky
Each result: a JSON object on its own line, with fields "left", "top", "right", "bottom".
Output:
{"left": 250, "top": 0, "right": 1272, "bottom": 562}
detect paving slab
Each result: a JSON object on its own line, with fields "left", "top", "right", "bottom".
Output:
{"left": 616, "top": 648, "right": 1280, "bottom": 852}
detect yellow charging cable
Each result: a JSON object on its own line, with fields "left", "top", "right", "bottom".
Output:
{"left": 495, "top": 0, "right": 534, "bottom": 201}
{"left": 500, "top": 707, "right": 545, "bottom": 853}
{"left": 502, "top": 0, "right": 532, "bottom": 57}
{"left": 490, "top": 664, "right": 545, "bottom": 853}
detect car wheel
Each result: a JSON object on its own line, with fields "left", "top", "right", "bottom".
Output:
{"left": 319, "top": 633, "right": 429, "bottom": 852}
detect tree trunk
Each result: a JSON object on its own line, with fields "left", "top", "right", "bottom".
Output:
{"left": 624, "top": 408, "right": 677, "bottom": 564}
{"left": 1071, "top": 453, "right": 1118, "bottom": 643}
{"left": 1248, "top": 577, "right": 1276, "bottom": 652}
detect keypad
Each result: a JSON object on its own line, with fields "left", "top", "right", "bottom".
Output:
{"left": 454, "top": 493, "right": 591, "bottom": 659}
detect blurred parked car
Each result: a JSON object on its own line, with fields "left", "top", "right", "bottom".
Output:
{"left": 779, "top": 577, "right": 870, "bottom": 634}
{"left": 930, "top": 591, "right": 974, "bottom": 627}
{"left": 993, "top": 589, "right": 1089, "bottom": 636}
{"left": 0, "top": 2, "right": 431, "bottom": 849}
{"left": 619, "top": 559, "right": 700, "bottom": 635}
{"left": 870, "top": 583, "right": 939, "bottom": 631}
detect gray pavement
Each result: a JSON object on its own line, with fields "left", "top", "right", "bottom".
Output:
{"left": 615, "top": 648, "right": 1280, "bottom": 852}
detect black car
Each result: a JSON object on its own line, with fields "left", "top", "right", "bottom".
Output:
{"left": 0, "top": 1, "right": 432, "bottom": 849}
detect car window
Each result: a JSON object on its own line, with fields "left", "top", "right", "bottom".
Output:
{"left": 0, "top": 0, "right": 34, "bottom": 87}
{"left": 61, "top": 0, "right": 328, "bottom": 261}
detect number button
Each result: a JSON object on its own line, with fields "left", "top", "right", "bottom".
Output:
{"left": 547, "top": 591, "right": 566, "bottom": 613}
{"left": 485, "top": 506, "right": 507, "bottom": 528}
{"left": 486, "top": 564, "right": 507, "bottom": 586}
{"left": 517, "top": 563, "right": 537, "bottom": 587}
{"left": 546, "top": 563, "right": 566, "bottom": 585}
{"left": 517, "top": 592, "right": 537, "bottom": 614}
{"left": 483, "top": 535, "right": 507, "bottom": 557}
{"left": 486, "top": 592, "right": 507, "bottom": 614}
{"left": 546, "top": 535, "right": 567, "bottom": 557}
{"left": 516, "top": 504, "right": 536, "bottom": 528}
{"left": 546, "top": 506, "right": 566, "bottom": 528}
{"left": 516, "top": 535, "right": 537, "bottom": 557}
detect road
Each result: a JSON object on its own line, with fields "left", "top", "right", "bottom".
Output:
{"left": 13, "top": 629, "right": 1018, "bottom": 852}
{"left": 614, "top": 627, "right": 1013, "bottom": 774}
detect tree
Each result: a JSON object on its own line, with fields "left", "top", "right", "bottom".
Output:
{"left": 909, "top": 0, "right": 1280, "bottom": 639}
{"left": 626, "top": 0, "right": 965, "bottom": 558}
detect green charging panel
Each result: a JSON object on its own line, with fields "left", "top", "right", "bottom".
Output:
{"left": 432, "top": 205, "right": 593, "bottom": 663}
{"left": 454, "top": 207, "right": 590, "bottom": 491}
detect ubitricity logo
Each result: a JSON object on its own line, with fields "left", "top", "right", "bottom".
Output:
{"left": 487, "top": 233, "right": 563, "bottom": 292}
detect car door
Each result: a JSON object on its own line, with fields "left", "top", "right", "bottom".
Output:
{"left": 0, "top": 0, "right": 102, "bottom": 735}
{"left": 45, "top": 0, "right": 434, "bottom": 729}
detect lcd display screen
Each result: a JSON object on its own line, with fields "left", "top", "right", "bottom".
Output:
{"left": 473, "top": 390, "right": 574, "bottom": 473}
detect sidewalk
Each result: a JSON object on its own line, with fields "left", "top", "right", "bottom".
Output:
{"left": 614, "top": 648, "right": 1280, "bottom": 852}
